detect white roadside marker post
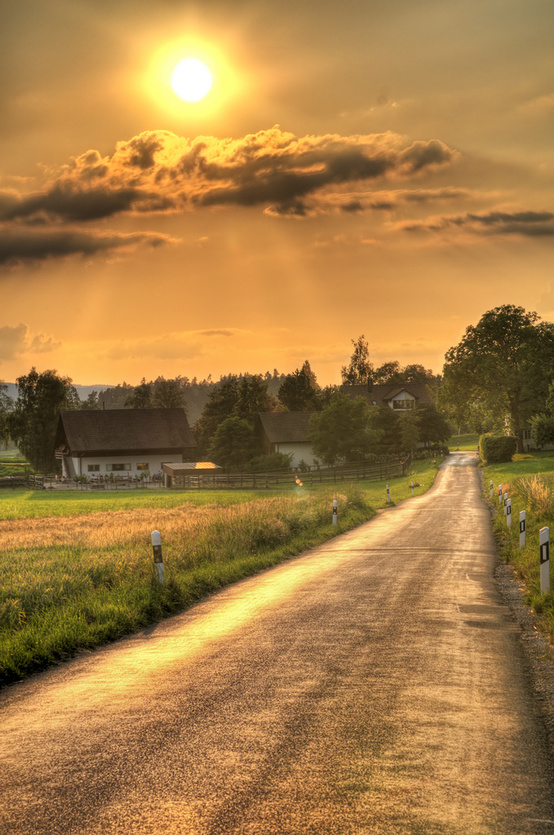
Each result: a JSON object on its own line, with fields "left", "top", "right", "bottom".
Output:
{"left": 540, "top": 527, "right": 550, "bottom": 595}
{"left": 332, "top": 499, "right": 338, "bottom": 525}
{"left": 410, "top": 482, "right": 415, "bottom": 496}
{"left": 503, "top": 492, "right": 508, "bottom": 512}
{"left": 490, "top": 480, "right": 493, "bottom": 499}
{"left": 498, "top": 485, "right": 502, "bottom": 505}
{"left": 519, "top": 511, "right": 526, "bottom": 549}
{"left": 386, "top": 484, "right": 391, "bottom": 503}
{"left": 506, "top": 498, "right": 512, "bottom": 528}
{"left": 151, "top": 530, "right": 165, "bottom": 585}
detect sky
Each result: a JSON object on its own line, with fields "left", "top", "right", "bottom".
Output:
{"left": 1, "top": 0, "right": 553, "bottom": 388}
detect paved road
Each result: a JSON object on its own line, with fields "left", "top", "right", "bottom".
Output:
{"left": 1, "top": 453, "right": 554, "bottom": 834}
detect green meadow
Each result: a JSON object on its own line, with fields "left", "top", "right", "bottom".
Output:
{"left": 0, "top": 458, "right": 441, "bottom": 687}
{"left": 483, "top": 451, "right": 554, "bottom": 641}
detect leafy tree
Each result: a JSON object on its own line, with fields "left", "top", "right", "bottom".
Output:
{"left": 153, "top": 378, "right": 187, "bottom": 409}
{"left": 125, "top": 379, "right": 153, "bottom": 409}
{"left": 0, "top": 382, "right": 13, "bottom": 445}
{"left": 278, "top": 368, "right": 319, "bottom": 411}
{"left": 341, "top": 335, "right": 373, "bottom": 385}
{"left": 531, "top": 413, "right": 554, "bottom": 448}
{"left": 235, "top": 375, "right": 275, "bottom": 424}
{"left": 371, "top": 406, "right": 401, "bottom": 454}
{"left": 81, "top": 391, "right": 100, "bottom": 410}
{"left": 207, "top": 416, "right": 258, "bottom": 469}
{"left": 194, "top": 377, "right": 241, "bottom": 455}
{"left": 441, "top": 305, "right": 554, "bottom": 450}
{"left": 309, "top": 392, "right": 382, "bottom": 465}
{"left": 416, "top": 405, "right": 451, "bottom": 447}
{"left": 7, "top": 368, "right": 80, "bottom": 471}
{"left": 399, "top": 409, "right": 420, "bottom": 455}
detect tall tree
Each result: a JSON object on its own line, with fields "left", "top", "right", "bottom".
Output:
{"left": 194, "top": 377, "right": 241, "bottom": 455}
{"left": 278, "top": 368, "right": 319, "bottom": 411}
{"left": 207, "top": 416, "right": 258, "bottom": 469}
{"left": 152, "top": 378, "right": 187, "bottom": 410}
{"left": 341, "top": 335, "right": 373, "bottom": 385}
{"left": 309, "top": 392, "right": 382, "bottom": 464}
{"left": 441, "top": 305, "right": 554, "bottom": 449}
{"left": 124, "top": 379, "right": 153, "bottom": 409}
{"left": 0, "top": 382, "right": 13, "bottom": 445}
{"left": 7, "top": 368, "right": 80, "bottom": 471}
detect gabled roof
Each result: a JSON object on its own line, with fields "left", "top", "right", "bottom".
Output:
{"left": 258, "top": 412, "right": 312, "bottom": 443}
{"left": 340, "top": 382, "right": 433, "bottom": 407}
{"left": 55, "top": 408, "right": 196, "bottom": 456}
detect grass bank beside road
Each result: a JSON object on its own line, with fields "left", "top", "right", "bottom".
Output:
{"left": 0, "top": 458, "right": 441, "bottom": 688}
{"left": 483, "top": 451, "right": 554, "bottom": 642}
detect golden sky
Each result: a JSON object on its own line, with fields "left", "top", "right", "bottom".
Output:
{"left": 1, "top": 0, "right": 553, "bottom": 387}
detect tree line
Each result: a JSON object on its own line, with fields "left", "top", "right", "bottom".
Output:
{"left": 3, "top": 304, "right": 553, "bottom": 473}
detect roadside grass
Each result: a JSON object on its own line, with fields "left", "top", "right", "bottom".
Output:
{"left": 0, "top": 458, "right": 442, "bottom": 687}
{"left": 483, "top": 451, "right": 554, "bottom": 641}
{"left": 449, "top": 433, "right": 479, "bottom": 451}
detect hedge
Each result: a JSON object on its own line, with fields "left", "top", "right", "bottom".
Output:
{"left": 479, "top": 434, "right": 518, "bottom": 464}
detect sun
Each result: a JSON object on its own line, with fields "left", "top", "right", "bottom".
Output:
{"left": 171, "top": 58, "right": 213, "bottom": 102}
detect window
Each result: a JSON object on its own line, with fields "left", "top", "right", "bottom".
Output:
{"left": 87, "top": 464, "right": 100, "bottom": 472}
{"left": 137, "top": 463, "right": 150, "bottom": 471}
{"left": 106, "top": 463, "right": 132, "bottom": 472}
{"left": 392, "top": 399, "right": 415, "bottom": 410}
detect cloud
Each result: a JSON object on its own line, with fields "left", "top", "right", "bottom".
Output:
{"left": 0, "top": 227, "right": 176, "bottom": 266}
{"left": 0, "top": 323, "right": 60, "bottom": 360}
{"left": 2, "top": 127, "right": 459, "bottom": 225}
{"left": 104, "top": 329, "right": 248, "bottom": 362}
{"left": 397, "top": 209, "right": 554, "bottom": 238}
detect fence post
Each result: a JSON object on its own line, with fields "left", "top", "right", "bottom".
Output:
{"left": 151, "top": 530, "right": 165, "bottom": 585}
{"left": 540, "top": 527, "right": 550, "bottom": 594}
{"left": 519, "top": 511, "right": 526, "bottom": 548}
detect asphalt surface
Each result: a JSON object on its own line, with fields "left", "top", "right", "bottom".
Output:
{"left": 1, "top": 452, "right": 554, "bottom": 834}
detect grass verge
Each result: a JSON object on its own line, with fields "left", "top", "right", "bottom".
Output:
{"left": 0, "top": 458, "right": 441, "bottom": 687}
{"left": 483, "top": 452, "right": 554, "bottom": 642}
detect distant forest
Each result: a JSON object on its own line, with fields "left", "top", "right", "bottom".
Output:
{"left": 93, "top": 371, "right": 292, "bottom": 424}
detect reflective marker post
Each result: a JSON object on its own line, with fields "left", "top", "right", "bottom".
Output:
{"left": 386, "top": 484, "right": 391, "bottom": 503}
{"left": 506, "top": 498, "right": 512, "bottom": 528}
{"left": 519, "top": 511, "right": 526, "bottom": 549}
{"left": 540, "top": 527, "right": 550, "bottom": 594}
{"left": 490, "top": 480, "right": 494, "bottom": 499}
{"left": 151, "top": 530, "right": 165, "bottom": 585}
{"left": 332, "top": 499, "right": 338, "bottom": 525}
{"left": 498, "top": 486, "right": 502, "bottom": 505}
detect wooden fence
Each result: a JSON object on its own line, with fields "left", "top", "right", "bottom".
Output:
{"left": 0, "top": 457, "right": 412, "bottom": 491}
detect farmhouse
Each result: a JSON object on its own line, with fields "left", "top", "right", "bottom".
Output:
{"left": 340, "top": 382, "right": 433, "bottom": 410}
{"left": 257, "top": 412, "right": 316, "bottom": 468}
{"left": 54, "top": 408, "right": 197, "bottom": 480}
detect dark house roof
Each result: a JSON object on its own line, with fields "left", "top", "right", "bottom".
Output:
{"left": 258, "top": 412, "right": 312, "bottom": 444}
{"left": 339, "top": 382, "right": 433, "bottom": 407}
{"left": 55, "top": 408, "right": 197, "bottom": 456}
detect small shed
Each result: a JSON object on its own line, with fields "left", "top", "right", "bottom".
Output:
{"left": 162, "top": 461, "right": 222, "bottom": 488}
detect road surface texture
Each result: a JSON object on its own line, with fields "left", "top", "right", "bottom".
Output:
{"left": 1, "top": 453, "right": 554, "bottom": 834}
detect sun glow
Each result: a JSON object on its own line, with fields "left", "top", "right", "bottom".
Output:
{"left": 171, "top": 57, "right": 212, "bottom": 102}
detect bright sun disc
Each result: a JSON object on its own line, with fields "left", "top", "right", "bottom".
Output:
{"left": 171, "top": 58, "right": 212, "bottom": 102}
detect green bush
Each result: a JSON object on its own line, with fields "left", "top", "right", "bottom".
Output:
{"left": 479, "top": 434, "right": 517, "bottom": 464}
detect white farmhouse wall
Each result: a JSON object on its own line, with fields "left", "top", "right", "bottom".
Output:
{"left": 275, "top": 442, "right": 317, "bottom": 468}
{"left": 65, "top": 453, "right": 184, "bottom": 479}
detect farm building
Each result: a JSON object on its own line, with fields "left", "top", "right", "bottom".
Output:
{"left": 162, "top": 461, "right": 222, "bottom": 488}
{"left": 340, "top": 382, "right": 434, "bottom": 410}
{"left": 54, "top": 408, "right": 197, "bottom": 480}
{"left": 257, "top": 412, "right": 316, "bottom": 468}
